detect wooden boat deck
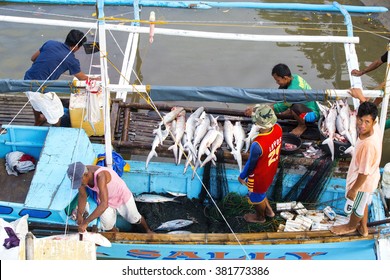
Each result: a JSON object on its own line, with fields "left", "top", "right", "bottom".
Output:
{"left": 0, "top": 158, "right": 33, "bottom": 203}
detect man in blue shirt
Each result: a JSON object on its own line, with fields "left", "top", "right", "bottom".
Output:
{"left": 24, "top": 29, "right": 90, "bottom": 126}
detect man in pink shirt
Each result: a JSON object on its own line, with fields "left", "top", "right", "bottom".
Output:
{"left": 67, "top": 162, "right": 152, "bottom": 233}
{"left": 331, "top": 89, "right": 382, "bottom": 236}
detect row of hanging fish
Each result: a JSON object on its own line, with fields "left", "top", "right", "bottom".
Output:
{"left": 318, "top": 99, "right": 357, "bottom": 160}
{"left": 145, "top": 106, "right": 261, "bottom": 176}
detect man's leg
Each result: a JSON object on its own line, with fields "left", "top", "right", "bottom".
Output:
{"left": 117, "top": 197, "right": 153, "bottom": 233}
{"left": 330, "top": 212, "right": 361, "bottom": 235}
{"left": 264, "top": 198, "right": 275, "bottom": 218}
{"left": 331, "top": 191, "right": 369, "bottom": 235}
{"left": 289, "top": 103, "right": 312, "bottom": 137}
{"left": 357, "top": 205, "right": 368, "bottom": 237}
{"left": 275, "top": 109, "right": 293, "bottom": 120}
{"left": 290, "top": 110, "right": 307, "bottom": 136}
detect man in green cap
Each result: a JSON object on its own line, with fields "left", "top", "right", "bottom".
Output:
{"left": 238, "top": 104, "right": 282, "bottom": 223}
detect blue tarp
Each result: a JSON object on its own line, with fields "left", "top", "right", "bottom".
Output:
{"left": 0, "top": 79, "right": 77, "bottom": 94}
{"left": 149, "top": 85, "right": 328, "bottom": 103}
{"left": 0, "top": 80, "right": 331, "bottom": 103}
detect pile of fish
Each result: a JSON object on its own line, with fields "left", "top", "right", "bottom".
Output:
{"left": 318, "top": 99, "right": 357, "bottom": 160}
{"left": 145, "top": 106, "right": 261, "bottom": 176}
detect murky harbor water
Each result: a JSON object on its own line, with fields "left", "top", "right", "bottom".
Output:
{"left": 0, "top": 0, "right": 389, "bottom": 164}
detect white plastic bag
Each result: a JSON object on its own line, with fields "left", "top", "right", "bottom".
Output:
{"left": 25, "top": 91, "right": 64, "bottom": 124}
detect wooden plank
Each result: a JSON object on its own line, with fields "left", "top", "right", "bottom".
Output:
{"left": 102, "top": 230, "right": 376, "bottom": 245}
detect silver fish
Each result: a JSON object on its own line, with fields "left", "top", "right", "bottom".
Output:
{"left": 161, "top": 106, "right": 185, "bottom": 125}
{"left": 349, "top": 110, "right": 357, "bottom": 147}
{"left": 184, "top": 107, "right": 204, "bottom": 159}
{"left": 166, "top": 191, "right": 187, "bottom": 197}
{"left": 167, "top": 230, "right": 192, "bottom": 235}
{"left": 224, "top": 120, "right": 236, "bottom": 157}
{"left": 135, "top": 194, "right": 179, "bottom": 203}
{"left": 146, "top": 122, "right": 171, "bottom": 168}
{"left": 336, "top": 99, "right": 353, "bottom": 146}
{"left": 197, "top": 127, "right": 220, "bottom": 165}
{"left": 168, "top": 119, "right": 178, "bottom": 164}
{"left": 232, "top": 121, "right": 246, "bottom": 172}
{"left": 244, "top": 123, "right": 260, "bottom": 153}
{"left": 155, "top": 219, "right": 194, "bottom": 231}
{"left": 168, "top": 110, "right": 186, "bottom": 165}
{"left": 322, "top": 104, "right": 337, "bottom": 160}
{"left": 192, "top": 111, "right": 210, "bottom": 157}
{"left": 201, "top": 123, "right": 224, "bottom": 167}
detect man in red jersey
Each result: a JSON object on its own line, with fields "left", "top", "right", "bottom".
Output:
{"left": 238, "top": 104, "right": 282, "bottom": 223}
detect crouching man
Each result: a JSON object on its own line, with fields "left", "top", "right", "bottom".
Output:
{"left": 67, "top": 162, "right": 152, "bottom": 233}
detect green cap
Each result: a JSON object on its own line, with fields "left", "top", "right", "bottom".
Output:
{"left": 251, "top": 104, "right": 277, "bottom": 129}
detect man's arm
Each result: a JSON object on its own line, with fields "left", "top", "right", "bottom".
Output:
{"left": 30, "top": 50, "right": 40, "bottom": 62}
{"left": 348, "top": 87, "right": 382, "bottom": 106}
{"left": 74, "top": 71, "right": 90, "bottom": 81}
{"left": 78, "top": 171, "right": 109, "bottom": 232}
{"left": 76, "top": 186, "right": 88, "bottom": 225}
{"left": 351, "top": 58, "right": 384, "bottom": 77}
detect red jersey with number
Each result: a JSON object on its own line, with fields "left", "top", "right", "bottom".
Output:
{"left": 246, "top": 124, "right": 282, "bottom": 194}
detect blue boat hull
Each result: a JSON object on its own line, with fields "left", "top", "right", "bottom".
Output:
{"left": 97, "top": 239, "right": 377, "bottom": 260}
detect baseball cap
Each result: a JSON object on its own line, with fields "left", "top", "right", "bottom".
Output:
{"left": 251, "top": 104, "right": 277, "bottom": 129}
{"left": 67, "top": 162, "right": 87, "bottom": 189}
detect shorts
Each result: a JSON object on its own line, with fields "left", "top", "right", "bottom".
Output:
{"left": 299, "top": 111, "right": 317, "bottom": 123}
{"left": 247, "top": 192, "right": 267, "bottom": 204}
{"left": 351, "top": 191, "right": 372, "bottom": 218}
{"left": 99, "top": 195, "right": 142, "bottom": 230}
{"left": 273, "top": 102, "right": 290, "bottom": 114}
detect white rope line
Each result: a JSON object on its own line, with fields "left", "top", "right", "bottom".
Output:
{"left": 353, "top": 25, "right": 390, "bottom": 41}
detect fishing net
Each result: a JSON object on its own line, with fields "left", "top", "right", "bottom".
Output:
{"left": 207, "top": 193, "right": 284, "bottom": 233}
{"left": 282, "top": 155, "right": 334, "bottom": 205}
{"left": 268, "top": 158, "right": 285, "bottom": 202}
{"left": 200, "top": 149, "right": 229, "bottom": 204}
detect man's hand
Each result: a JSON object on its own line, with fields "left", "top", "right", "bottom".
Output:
{"left": 238, "top": 176, "right": 248, "bottom": 186}
{"left": 348, "top": 88, "right": 367, "bottom": 103}
{"left": 351, "top": 69, "right": 364, "bottom": 77}
{"left": 78, "top": 221, "right": 88, "bottom": 233}
{"left": 244, "top": 106, "right": 254, "bottom": 117}
{"left": 346, "top": 188, "right": 358, "bottom": 201}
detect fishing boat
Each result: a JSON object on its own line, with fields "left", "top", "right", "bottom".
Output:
{"left": 1, "top": 0, "right": 390, "bottom": 260}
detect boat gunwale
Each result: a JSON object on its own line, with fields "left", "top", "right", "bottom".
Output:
{"left": 101, "top": 230, "right": 379, "bottom": 245}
